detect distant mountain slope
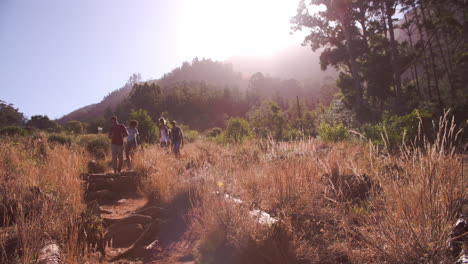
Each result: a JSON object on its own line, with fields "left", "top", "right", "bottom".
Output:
{"left": 156, "top": 58, "right": 246, "bottom": 89}
{"left": 58, "top": 61, "right": 246, "bottom": 123}
{"left": 57, "top": 74, "right": 141, "bottom": 124}
{"left": 58, "top": 46, "right": 336, "bottom": 124}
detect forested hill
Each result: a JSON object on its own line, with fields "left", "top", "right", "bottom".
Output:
{"left": 58, "top": 55, "right": 336, "bottom": 126}
{"left": 156, "top": 58, "right": 246, "bottom": 89}
{"left": 57, "top": 74, "right": 139, "bottom": 124}
{"left": 57, "top": 59, "right": 246, "bottom": 124}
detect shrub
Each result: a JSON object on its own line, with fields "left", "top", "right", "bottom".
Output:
{"left": 184, "top": 130, "right": 200, "bottom": 143}
{"left": 79, "top": 134, "right": 110, "bottom": 159}
{"left": 221, "top": 118, "right": 252, "bottom": 143}
{"left": 129, "top": 109, "right": 158, "bottom": 144}
{"left": 284, "top": 128, "right": 303, "bottom": 141}
{"left": 361, "top": 123, "right": 383, "bottom": 144}
{"left": 248, "top": 101, "right": 288, "bottom": 140}
{"left": 0, "top": 126, "right": 28, "bottom": 137}
{"left": 382, "top": 109, "right": 432, "bottom": 146}
{"left": 65, "top": 120, "right": 85, "bottom": 134}
{"left": 318, "top": 122, "right": 350, "bottom": 142}
{"left": 47, "top": 134, "right": 72, "bottom": 146}
{"left": 361, "top": 109, "right": 432, "bottom": 148}
{"left": 26, "top": 115, "right": 62, "bottom": 132}
{"left": 208, "top": 127, "right": 222, "bottom": 138}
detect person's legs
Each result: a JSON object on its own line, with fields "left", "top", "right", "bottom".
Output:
{"left": 111, "top": 144, "right": 118, "bottom": 173}
{"left": 173, "top": 141, "right": 181, "bottom": 155}
{"left": 126, "top": 141, "right": 136, "bottom": 169}
{"left": 116, "top": 145, "right": 124, "bottom": 173}
{"left": 125, "top": 144, "right": 131, "bottom": 169}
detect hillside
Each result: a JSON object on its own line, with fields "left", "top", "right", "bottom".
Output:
{"left": 57, "top": 74, "right": 140, "bottom": 124}
{"left": 58, "top": 46, "right": 336, "bottom": 125}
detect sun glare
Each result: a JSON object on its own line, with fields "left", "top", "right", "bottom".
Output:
{"left": 176, "top": 0, "right": 301, "bottom": 61}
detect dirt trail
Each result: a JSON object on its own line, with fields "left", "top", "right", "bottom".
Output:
{"left": 83, "top": 171, "right": 195, "bottom": 264}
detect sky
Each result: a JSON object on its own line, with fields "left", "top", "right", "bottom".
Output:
{"left": 0, "top": 0, "right": 304, "bottom": 119}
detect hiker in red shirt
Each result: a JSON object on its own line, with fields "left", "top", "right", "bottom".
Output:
{"left": 108, "top": 116, "right": 128, "bottom": 173}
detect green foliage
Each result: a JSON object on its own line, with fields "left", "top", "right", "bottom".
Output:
{"left": 221, "top": 117, "right": 252, "bottom": 143}
{"left": 184, "top": 130, "right": 200, "bottom": 143}
{"left": 128, "top": 109, "right": 157, "bottom": 144}
{"left": 361, "top": 109, "right": 432, "bottom": 148}
{"left": 0, "top": 126, "right": 28, "bottom": 137}
{"left": 284, "top": 128, "right": 303, "bottom": 141}
{"left": 318, "top": 123, "right": 350, "bottom": 142}
{"left": 86, "top": 119, "right": 105, "bottom": 134}
{"left": 301, "top": 111, "right": 318, "bottom": 138}
{"left": 78, "top": 134, "right": 110, "bottom": 159}
{"left": 47, "top": 134, "right": 72, "bottom": 146}
{"left": 317, "top": 98, "right": 361, "bottom": 129}
{"left": 128, "top": 82, "right": 161, "bottom": 114}
{"left": 291, "top": 0, "right": 468, "bottom": 121}
{"left": 26, "top": 115, "right": 62, "bottom": 132}
{"left": 248, "top": 101, "right": 289, "bottom": 140}
{"left": 0, "top": 101, "right": 25, "bottom": 127}
{"left": 65, "top": 120, "right": 85, "bottom": 134}
{"left": 360, "top": 123, "right": 383, "bottom": 144}
{"left": 208, "top": 127, "right": 222, "bottom": 138}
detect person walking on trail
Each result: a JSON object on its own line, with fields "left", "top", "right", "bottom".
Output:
{"left": 108, "top": 116, "right": 128, "bottom": 173}
{"left": 169, "top": 120, "right": 183, "bottom": 155}
{"left": 158, "top": 117, "right": 170, "bottom": 148}
{"left": 125, "top": 120, "right": 139, "bottom": 169}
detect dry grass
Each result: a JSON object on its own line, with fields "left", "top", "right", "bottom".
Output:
{"left": 0, "top": 114, "right": 465, "bottom": 263}
{"left": 131, "top": 115, "right": 466, "bottom": 263}
{"left": 0, "top": 135, "right": 88, "bottom": 263}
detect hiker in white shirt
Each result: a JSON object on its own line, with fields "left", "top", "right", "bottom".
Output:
{"left": 159, "top": 117, "right": 170, "bottom": 148}
{"left": 125, "top": 120, "right": 139, "bottom": 169}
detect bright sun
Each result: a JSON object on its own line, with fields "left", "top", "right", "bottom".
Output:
{"left": 176, "top": 0, "right": 302, "bottom": 61}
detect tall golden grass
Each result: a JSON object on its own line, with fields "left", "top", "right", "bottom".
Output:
{"left": 0, "top": 112, "right": 465, "bottom": 263}
{"left": 0, "top": 135, "right": 87, "bottom": 263}
{"left": 132, "top": 113, "right": 466, "bottom": 263}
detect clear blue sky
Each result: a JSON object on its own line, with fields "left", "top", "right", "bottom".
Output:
{"left": 0, "top": 0, "right": 301, "bottom": 119}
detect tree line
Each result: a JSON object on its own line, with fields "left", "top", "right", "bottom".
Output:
{"left": 291, "top": 0, "right": 467, "bottom": 123}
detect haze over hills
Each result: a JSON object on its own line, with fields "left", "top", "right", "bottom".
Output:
{"left": 58, "top": 45, "right": 336, "bottom": 124}
{"left": 227, "top": 44, "right": 337, "bottom": 81}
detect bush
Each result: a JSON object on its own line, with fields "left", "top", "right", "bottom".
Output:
{"left": 360, "top": 123, "right": 383, "bottom": 144}
{"left": 382, "top": 109, "right": 431, "bottom": 146}
{"left": 47, "top": 134, "right": 72, "bottom": 146}
{"left": 361, "top": 109, "right": 432, "bottom": 148}
{"left": 129, "top": 109, "right": 158, "bottom": 144}
{"left": 79, "top": 134, "right": 110, "bottom": 159}
{"left": 284, "top": 128, "right": 303, "bottom": 141}
{"left": 248, "top": 101, "right": 288, "bottom": 140}
{"left": 0, "top": 126, "right": 28, "bottom": 137}
{"left": 65, "top": 120, "right": 85, "bottom": 134}
{"left": 318, "top": 123, "right": 350, "bottom": 142}
{"left": 221, "top": 117, "right": 252, "bottom": 143}
{"left": 208, "top": 127, "right": 222, "bottom": 138}
{"left": 184, "top": 130, "right": 200, "bottom": 143}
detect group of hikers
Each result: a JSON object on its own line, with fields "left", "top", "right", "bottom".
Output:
{"left": 108, "top": 115, "right": 184, "bottom": 173}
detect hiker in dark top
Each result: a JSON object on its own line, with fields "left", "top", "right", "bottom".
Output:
{"left": 108, "top": 116, "right": 128, "bottom": 173}
{"left": 169, "top": 120, "right": 183, "bottom": 156}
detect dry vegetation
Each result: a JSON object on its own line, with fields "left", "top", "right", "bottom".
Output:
{"left": 0, "top": 116, "right": 466, "bottom": 263}
{"left": 130, "top": 116, "right": 466, "bottom": 263}
{"left": 0, "top": 134, "right": 88, "bottom": 263}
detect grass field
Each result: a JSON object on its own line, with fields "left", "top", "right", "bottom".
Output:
{"left": 0, "top": 119, "right": 466, "bottom": 263}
